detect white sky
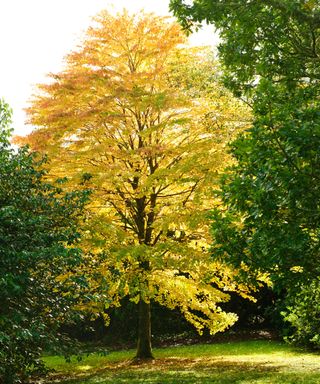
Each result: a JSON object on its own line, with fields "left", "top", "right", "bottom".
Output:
{"left": 0, "top": 0, "right": 217, "bottom": 136}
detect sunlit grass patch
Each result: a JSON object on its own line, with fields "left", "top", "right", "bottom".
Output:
{"left": 42, "top": 340, "right": 320, "bottom": 383}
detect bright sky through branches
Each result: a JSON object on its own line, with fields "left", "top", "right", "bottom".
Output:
{"left": 0, "top": 0, "right": 217, "bottom": 136}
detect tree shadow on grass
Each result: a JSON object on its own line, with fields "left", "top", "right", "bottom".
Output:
{"left": 46, "top": 357, "right": 320, "bottom": 384}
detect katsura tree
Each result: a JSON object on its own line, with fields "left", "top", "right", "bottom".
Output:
{"left": 0, "top": 99, "right": 89, "bottom": 383}
{"left": 19, "top": 11, "right": 251, "bottom": 358}
{"left": 171, "top": 0, "right": 320, "bottom": 345}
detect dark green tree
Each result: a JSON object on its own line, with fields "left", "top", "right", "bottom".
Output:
{"left": 170, "top": 0, "right": 320, "bottom": 345}
{"left": 0, "top": 99, "right": 89, "bottom": 383}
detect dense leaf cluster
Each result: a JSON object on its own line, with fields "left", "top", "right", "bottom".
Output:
{"left": 212, "top": 82, "right": 320, "bottom": 287}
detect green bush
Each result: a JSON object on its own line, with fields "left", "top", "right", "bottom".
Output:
{"left": 0, "top": 100, "right": 89, "bottom": 383}
{"left": 283, "top": 280, "right": 320, "bottom": 349}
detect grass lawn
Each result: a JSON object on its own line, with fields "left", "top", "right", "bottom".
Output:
{"left": 42, "top": 340, "right": 320, "bottom": 383}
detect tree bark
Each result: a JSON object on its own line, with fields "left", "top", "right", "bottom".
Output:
{"left": 135, "top": 299, "right": 154, "bottom": 359}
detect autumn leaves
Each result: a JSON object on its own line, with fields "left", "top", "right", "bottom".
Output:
{"left": 21, "top": 11, "right": 251, "bottom": 357}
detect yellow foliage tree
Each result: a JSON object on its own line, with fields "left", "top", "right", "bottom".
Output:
{"left": 20, "top": 10, "right": 251, "bottom": 358}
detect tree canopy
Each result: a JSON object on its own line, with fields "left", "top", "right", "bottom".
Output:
{"left": 170, "top": 0, "right": 320, "bottom": 95}
{"left": 171, "top": 0, "right": 320, "bottom": 346}
{"left": 20, "top": 11, "right": 252, "bottom": 358}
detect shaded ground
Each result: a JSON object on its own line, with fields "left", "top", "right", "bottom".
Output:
{"left": 40, "top": 340, "right": 320, "bottom": 384}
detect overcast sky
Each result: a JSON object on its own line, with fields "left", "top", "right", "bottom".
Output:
{"left": 0, "top": 0, "right": 217, "bottom": 136}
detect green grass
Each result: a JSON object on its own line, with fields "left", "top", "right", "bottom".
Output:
{"left": 43, "top": 340, "right": 320, "bottom": 383}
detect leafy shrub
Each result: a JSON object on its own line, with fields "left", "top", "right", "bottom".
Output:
{"left": 282, "top": 280, "right": 320, "bottom": 349}
{"left": 0, "top": 100, "right": 89, "bottom": 383}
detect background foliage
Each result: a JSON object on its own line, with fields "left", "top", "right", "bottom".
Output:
{"left": 171, "top": 0, "right": 320, "bottom": 347}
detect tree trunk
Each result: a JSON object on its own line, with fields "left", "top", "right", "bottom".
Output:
{"left": 135, "top": 299, "right": 154, "bottom": 359}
